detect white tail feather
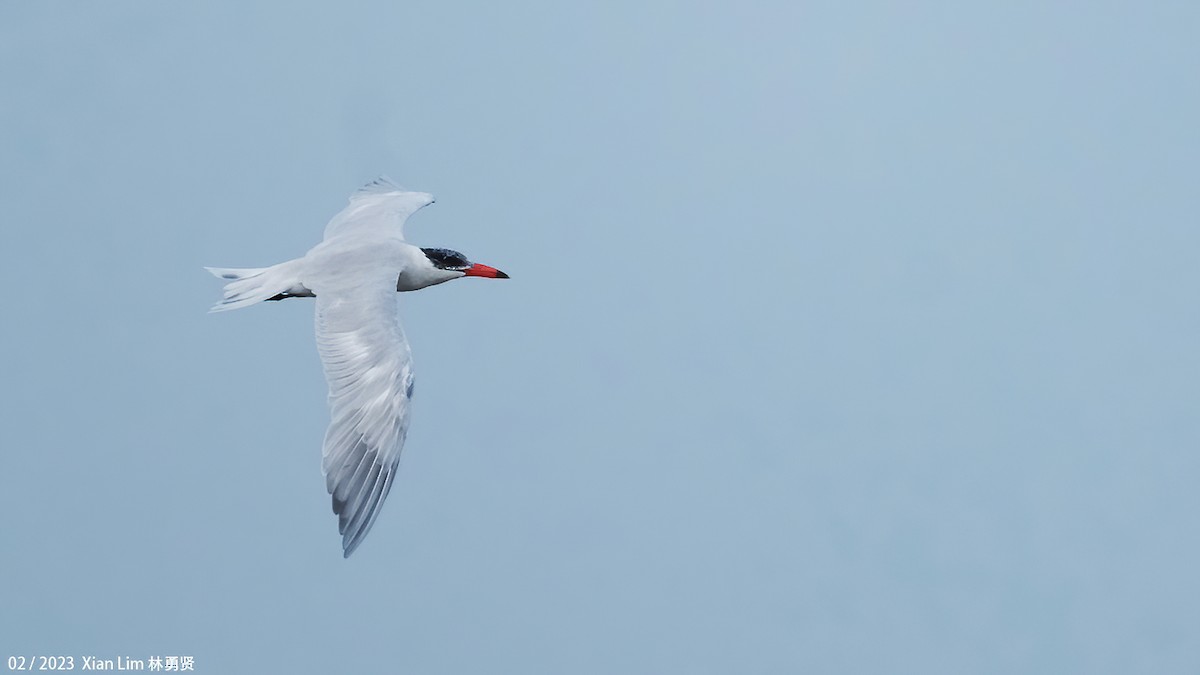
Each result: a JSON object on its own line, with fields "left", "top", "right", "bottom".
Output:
{"left": 205, "top": 259, "right": 306, "bottom": 312}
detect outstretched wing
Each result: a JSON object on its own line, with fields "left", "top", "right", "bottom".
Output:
{"left": 323, "top": 175, "right": 435, "bottom": 241}
{"left": 312, "top": 261, "right": 415, "bottom": 558}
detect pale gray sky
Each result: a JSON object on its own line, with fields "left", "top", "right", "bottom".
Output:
{"left": 2, "top": 2, "right": 1198, "bottom": 673}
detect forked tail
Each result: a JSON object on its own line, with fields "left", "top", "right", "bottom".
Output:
{"left": 204, "top": 259, "right": 307, "bottom": 312}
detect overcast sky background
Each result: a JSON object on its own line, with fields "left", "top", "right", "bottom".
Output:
{"left": 2, "top": 2, "right": 1198, "bottom": 673}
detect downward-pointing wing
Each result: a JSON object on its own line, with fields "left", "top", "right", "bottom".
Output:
{"left": 311, "top": 256, "right": 415, "bottom": 558}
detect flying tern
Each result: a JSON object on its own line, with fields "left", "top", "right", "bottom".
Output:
{"left": 207, "top": 177, "right": 508, "bottom": 557}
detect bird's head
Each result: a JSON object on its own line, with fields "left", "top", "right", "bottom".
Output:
{"left": 395, "top": 247, "right": 510, "bottom": 291}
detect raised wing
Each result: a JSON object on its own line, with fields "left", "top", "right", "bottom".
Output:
{"left": 323, "top": 175, "right": 435, "bottom": 241}
{"left": 310, "top": 256, "right": 415, "bottom": 557}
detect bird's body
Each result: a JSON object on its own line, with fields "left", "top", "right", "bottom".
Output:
{"left": 207, "top": 177, "right": 508, "bottom": 557}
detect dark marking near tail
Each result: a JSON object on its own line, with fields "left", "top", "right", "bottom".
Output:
{"left": 267, "top": 290, "right": 317, "bottom": 301}
{"left": 405, "top": 380, "right": 415, "bottom": 399}
{"left": 222, "top": 273, "right": 239, "bottom": 280}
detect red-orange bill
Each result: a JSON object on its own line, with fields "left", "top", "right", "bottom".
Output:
{"left": 463, "top": 263, "right": 509, "bottom": 279}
